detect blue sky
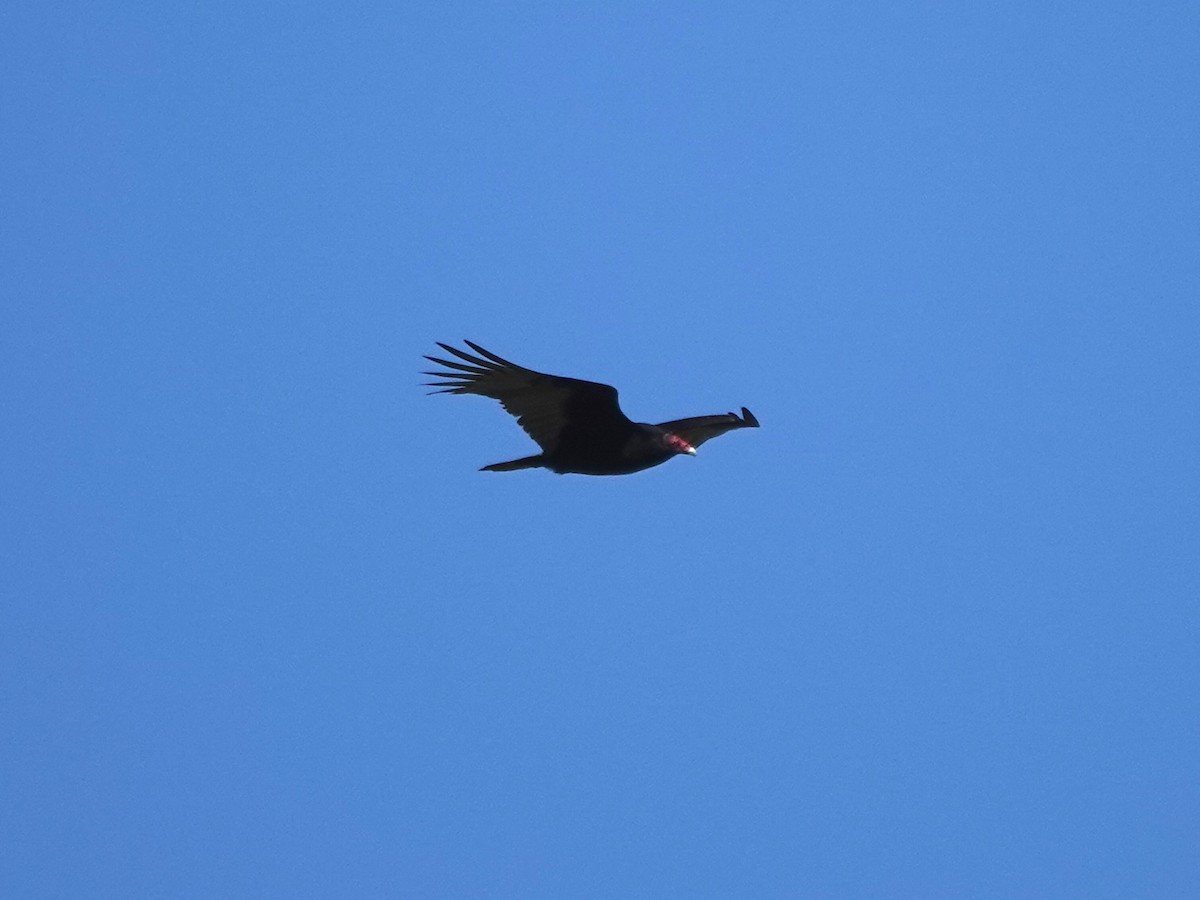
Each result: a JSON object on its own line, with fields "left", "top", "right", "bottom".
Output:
{"left": 3, "top": 2, "right": 1198, "bottom": 897}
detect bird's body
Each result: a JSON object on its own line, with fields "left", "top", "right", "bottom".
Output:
{"left": 423, "top": 341, "right": 759, "bottom": 476}
{"left": 487, "top": 423, "right": 683, "bottom": 476}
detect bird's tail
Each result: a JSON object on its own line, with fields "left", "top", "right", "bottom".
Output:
{"left": 480, "top": 454, "right": 545, "bottom": 472}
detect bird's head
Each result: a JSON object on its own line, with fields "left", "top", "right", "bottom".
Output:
{"left": 663, "top": 432, "right": 697, "bottom": 457}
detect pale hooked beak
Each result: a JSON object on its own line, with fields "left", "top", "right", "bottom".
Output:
{"left": 684, "top": 446, "right": 697, "bottom": 456}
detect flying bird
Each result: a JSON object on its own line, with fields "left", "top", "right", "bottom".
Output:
{"left": 424, "top": 341, "right": 759, "bottom": 475}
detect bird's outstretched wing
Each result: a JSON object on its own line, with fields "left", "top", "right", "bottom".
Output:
{"left": 423, "top": 341, "right": 632, "bottom": 453}
{"left": 655, "top": 407, "right": 760, "bottom": 449}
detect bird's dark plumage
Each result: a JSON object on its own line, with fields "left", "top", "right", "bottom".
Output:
{"left": 423, "top": 341, "right": 759, "bottom": 476}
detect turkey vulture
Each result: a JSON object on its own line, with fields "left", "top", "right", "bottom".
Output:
{"left": 424, "top": 340, "right": 759, "bottom": 475}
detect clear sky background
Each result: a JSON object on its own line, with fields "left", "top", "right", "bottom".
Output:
{"left": 4, "top": 2, "right": 1198, "bottom": 897}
